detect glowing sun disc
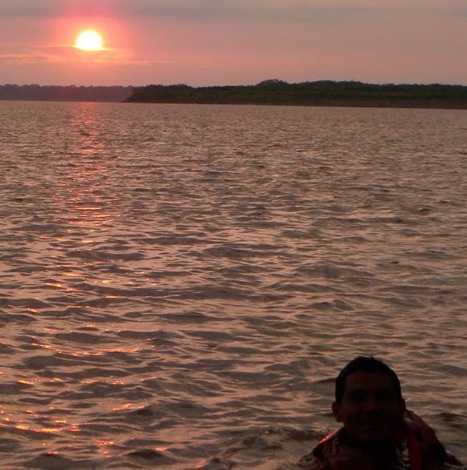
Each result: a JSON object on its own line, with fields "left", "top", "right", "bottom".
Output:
{"left": 75, "top": 30, "right": 104, "bottom": 51}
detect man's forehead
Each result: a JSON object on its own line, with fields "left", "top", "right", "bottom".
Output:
{"left": 344, "top": 371, "right": 396, "bottom": 392}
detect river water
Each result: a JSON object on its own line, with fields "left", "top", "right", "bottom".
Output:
{"left": 0, "top": 101, "right": 466, "bottom": 469}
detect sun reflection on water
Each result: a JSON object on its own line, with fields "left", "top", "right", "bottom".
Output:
{"left": 51, "top": 102, "right": 120, "bottom": 231}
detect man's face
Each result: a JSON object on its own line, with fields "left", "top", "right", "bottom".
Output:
{"left": 332, "top": 371, "right": 406, "bottom": 444}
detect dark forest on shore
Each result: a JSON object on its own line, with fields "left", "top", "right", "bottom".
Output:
{"left": 0, "top": 85, "right": 133, "bottom": 102}
{"left": 127, "top": 80, "right": 467, "bottom": 109}
{"left": 1, "top": 80, "right": 467, "bottom": 108}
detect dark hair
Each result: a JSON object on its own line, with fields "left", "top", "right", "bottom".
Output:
{"left": 335, "top": 356, "right": 403, "bottom": 404}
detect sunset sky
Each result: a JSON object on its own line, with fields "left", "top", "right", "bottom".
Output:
{"left": 1, "top": 0, "right": 466, "bottom": 87}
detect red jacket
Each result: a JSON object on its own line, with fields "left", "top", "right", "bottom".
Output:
{"left": 298, "top": 410, "right": 462, "bottom": 470}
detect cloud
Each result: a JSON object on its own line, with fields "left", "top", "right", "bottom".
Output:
{"left": 1, "top": 0, "right": 465, "bottom": 22}
{"left": 140, "top": 0, "right": 460, "bottom": 18}
{"left": 0, "top": 0, "right": 356, "bottom": 20}
{"left": 0, "top": 52, "right": 49, "bottom": 64}
{"left": 116, "top": 0, "right": 383, "bottom": 21}
{"left": 0, "top": 1, "right": 59, "bottom": 18}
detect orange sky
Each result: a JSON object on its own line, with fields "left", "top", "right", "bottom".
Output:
{"left": 0, "top": 0, "right": 466, "bottom": 86}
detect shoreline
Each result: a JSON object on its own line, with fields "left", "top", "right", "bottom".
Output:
{"left": 126, "top": 99, "right": 467, "bottom": 110}
{"left": 1, "top": 81, "right": 466, "bottom": 109}
{"left": 126, "top": 81, "right": 467, "bottom": 110}
{"left": 1, "top": 96, "right": 465, "bottom": 110}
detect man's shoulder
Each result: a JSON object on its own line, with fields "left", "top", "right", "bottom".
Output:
{"left": 297, "top": 429, "right": 343, "bottom": 469}
{"left": 404, "top": 410, "right": 464, "bottom": 467}
{"left": 297, "top": 412, "right": 464, "bottom": 469}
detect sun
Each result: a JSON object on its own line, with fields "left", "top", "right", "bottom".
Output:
{"left": 75, "top": 30, "right": 104, "bottom": 51}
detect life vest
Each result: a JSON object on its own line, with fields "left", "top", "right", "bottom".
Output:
{"left": 403, "top": 410, "right": 454, "bottom": 470}
{"left": 303, "top": 410, "right": 460, "bottom": 469}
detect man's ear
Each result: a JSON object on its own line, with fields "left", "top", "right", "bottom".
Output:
{"left": 332, "top": 401, "right": 342, "bottom": 423}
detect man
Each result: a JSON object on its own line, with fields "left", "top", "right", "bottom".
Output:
{"left": 298, "top": 356, "right": 462, "bottom": 469}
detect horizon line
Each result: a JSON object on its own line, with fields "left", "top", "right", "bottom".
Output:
{"left": 2, "top": 80, "right": 467, "bottom": 88}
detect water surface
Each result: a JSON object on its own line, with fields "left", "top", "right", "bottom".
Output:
{"left": 0, "top": 101, "right": 466, "bottom": 468}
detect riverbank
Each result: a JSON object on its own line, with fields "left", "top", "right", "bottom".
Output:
{"left": 0, "top": 85, "right": 132, "bottom": 102}
{"left": 1, "top": 81, "right": 466, "bottom": 109}
{"left": 126, "top": 80, "right": 467, "bottom": 110}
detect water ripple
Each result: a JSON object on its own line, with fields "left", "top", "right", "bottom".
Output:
{"left": 0, "top": 102, "right": 465, "bottom": 468}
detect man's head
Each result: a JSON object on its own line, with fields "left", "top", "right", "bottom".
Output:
{"left": 332, "top": 356, "right": 406, "bottom": 444}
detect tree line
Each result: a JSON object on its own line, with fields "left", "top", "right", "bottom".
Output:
{"left": 126, "top": 80, "right": 467, "bottom": 108}
{"left": 0, "top": 84, "right": 133, "bottom": 102}
{"left": 1, "top": 81, "right": 466, "bottom": 108}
